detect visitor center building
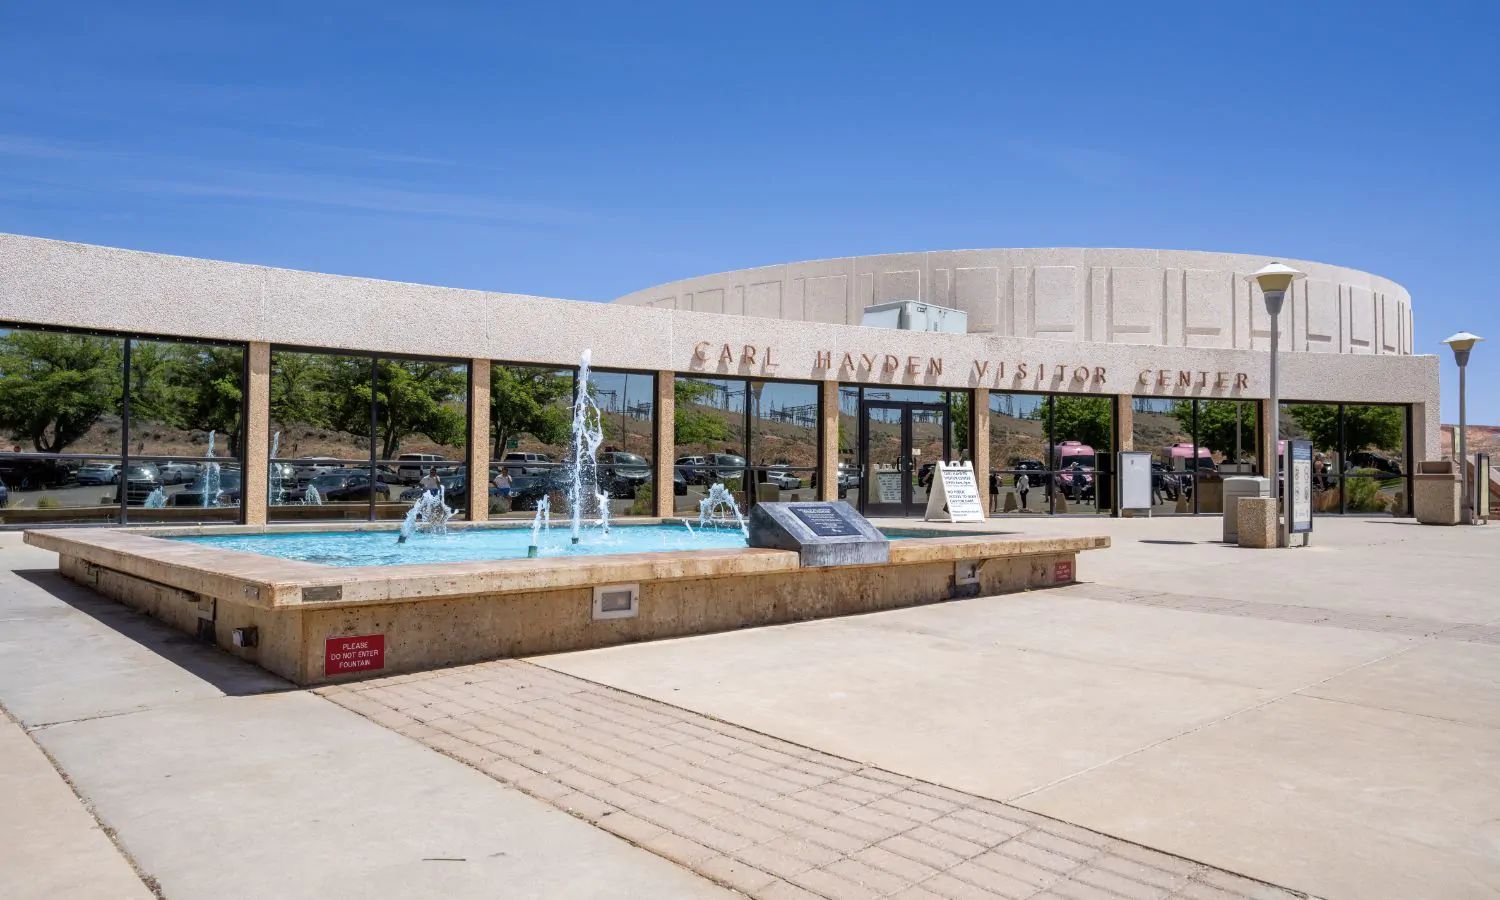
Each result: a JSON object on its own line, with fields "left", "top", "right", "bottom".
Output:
{"left": 0, "top": 234, "right": 1439, "bottom": 527}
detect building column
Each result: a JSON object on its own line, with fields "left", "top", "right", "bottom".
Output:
{"left": 468, "top": 359, "right": 490, "bottom": 522}
{"left": 971, "top": 388, "right": 990, "bottom": 505}
{"left": 1116, "top": 394, "right": 1134, "bottom": 451}
{"left": 655, "top": 371, "right": 675, "bottom": 517}
{"left": 242, "top": 342, "right": 271, "bottom": 525}
{"left": 819, "top": 381, "right": 840, "bottom": 501}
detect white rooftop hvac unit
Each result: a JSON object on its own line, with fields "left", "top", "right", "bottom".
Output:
{"left": 860, "top": 300, "right": 968, "bottom": 334}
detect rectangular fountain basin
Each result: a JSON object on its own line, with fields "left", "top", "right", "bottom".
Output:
{"left": 25, "top": 521, "right": 1109, "bottom": 686}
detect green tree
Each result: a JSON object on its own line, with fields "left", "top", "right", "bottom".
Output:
{"left": 1287, "top": 404, "right": 1403, "bottom": 455}
{"left": 674, "top": 379, "right": 727, "bottom": 448}
{"left": 270, "top": 351, "right": 334, "bottom": 436}
{"left": 170, "top": 345, "right": 246, "bottom": 454}
{"left": 1171, "top": 400, "right": 1257, "bottom": 460}
{"left": 1050, "top": 397, "right": 1112, "bottom": 450}
{"left": 321, "top": 358, "right": 467, "bottom": 459}
{"left": 376, "top": 360, "right": 467, "bottom": 460}
{"left": 950, "top": 393, "right": 970, "bottom": 455}
{"left": 491, "top": 365, "right": 572, "bottom": 458}
{"left": 129, "top": 342, "right": 245, "bottom": 455}
{"left": 0, "top": 331, "right": 122, "bottom": 452}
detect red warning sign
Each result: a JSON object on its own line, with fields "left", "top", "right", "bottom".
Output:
{"left": 1053, "top": 560, "right": 1074, "bottom": 584}
{"left": 325, "top": 634, "right": 385, "bottom": 676}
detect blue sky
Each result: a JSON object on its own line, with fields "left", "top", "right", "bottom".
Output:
{"left": 2, "top": 2, "right": 1496, "bottom": 422}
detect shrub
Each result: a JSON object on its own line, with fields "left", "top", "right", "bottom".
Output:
{"left": 36, "top": 496, "right": 60, "bottom": 509}
{"left": 1344, "top": 470, "right": 1387, "bottom": 512}
{"left": 628, "top": 484, "right": 653, "bottom": 516}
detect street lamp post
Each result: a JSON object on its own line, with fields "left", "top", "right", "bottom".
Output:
{"left": 1443, "top": 332, "right": 1485, "bottom": 525}
{"left": 1246, "top": 263, "right": 1305, "bottom": 547}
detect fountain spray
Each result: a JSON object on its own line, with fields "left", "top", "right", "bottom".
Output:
{"left": 567, "top": 349, "right": 606, "bottom": 544}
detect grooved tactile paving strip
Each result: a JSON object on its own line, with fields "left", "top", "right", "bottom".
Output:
{"left": 319, "top": 661, "right": 1313, "bottom": 900}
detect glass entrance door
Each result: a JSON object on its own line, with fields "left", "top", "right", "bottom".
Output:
{"left": 861, "top": 401, "right": 949, "bottom": 517}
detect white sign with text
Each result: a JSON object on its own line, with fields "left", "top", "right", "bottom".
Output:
{"left": 924, "top": 461, "right": 986, "bottom": 523}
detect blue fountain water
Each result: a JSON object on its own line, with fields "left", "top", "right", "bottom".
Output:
{"left": 174, "top": 524, "right": 763, "bottom": 567}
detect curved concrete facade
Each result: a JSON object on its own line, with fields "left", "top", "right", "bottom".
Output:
{"left": 615, "top": 249, "right": 1414, "bottom": 356}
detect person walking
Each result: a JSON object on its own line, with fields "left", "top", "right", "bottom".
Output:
{"left": 493, "top": 467, "right": 512, "bottom": 513}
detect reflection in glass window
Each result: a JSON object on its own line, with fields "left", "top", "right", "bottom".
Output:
{"left": 1282, "top": 402, "right": 1408, "bottom": 516}
{"left": 128, "top": 339, "right": 245, "bottom": 458}
{"left": 750, "top": 380, "right": 818, "bottom": 503}
{"left": 0, "top": 328, "right": 126, "bottom": 524}
{"left": 591, "top": 370, "right": 655, "bottom": 516}
{"left": 268, "top": 350, "right": 469, "bottom": 523}
{"left": 989, "top": 393, "right": 1112, "bottom": 516}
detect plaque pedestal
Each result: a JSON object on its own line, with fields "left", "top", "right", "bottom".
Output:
{"left": 746, "top": 501, "right": 890, "bottom": 567}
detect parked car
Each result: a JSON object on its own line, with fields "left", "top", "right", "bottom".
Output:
{"left": 325, "top": 472, "right": 390, "bottom": 502}
{"left": 289, "top": 469, "right": 390, "bottom": 502}
{"left": 395, "top": 453, "right": 456, "bottom": 484}
{"left": 675, "top": 455, "right": 710, "bottom": 485}
{"left": 674, "top": 466, "right": 687, "bottom": 496}
{"left": 500, "top": 452, "right": 554, "bottom": 476}
{"left": 291, "top": 457, "right": 342, "bottom": 485}
{"left": 1347, "top": 450, "right": 1402, "bottom": 475}
{"left": 168, "top": 469, "right": 243, "bottom": 506}
{"left": 763, "top": 466, "right": 802, "bottom": 490}
{"left": 113, "top": 464, "right": 163, "bottom": 505}
{"left": 599, "top": 452, "right": 651, "bottom": 498}
{"left": 0, "top": 457, "right": 70, "bottom": 490}
{"left": 0, "top": 477, "right": 8, "bottom": 509}
{"left": 1150, "top": 461, "right": 1183, "bottom": 501}
{"left": 707, "top": 453, "right": 747, "bottom": 482}
{"left": 155, "top": 462, "right": 200, "bottom": 485}
{"left": 75, "top": 463, "right": 121, "bottom": 486}
{"left": 509, "top": 467, "right": 571, "bottom": 511}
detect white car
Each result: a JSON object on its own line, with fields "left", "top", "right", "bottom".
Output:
{"left": 764, "top": 467, "right": 802, "bottom": 490}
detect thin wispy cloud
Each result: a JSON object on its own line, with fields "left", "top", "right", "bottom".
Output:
{"left": 116, "top": 169, "right": 603, "bottom": 227}
{"left": 0, "top": 131, "right": 600, "bottom": 227}
{"left": 0, "top": 134, "right": 122, "bottom": 161}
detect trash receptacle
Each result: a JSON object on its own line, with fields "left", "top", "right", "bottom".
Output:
{"left": 1223, "top": 476, "right": 1271, "bottom": 542}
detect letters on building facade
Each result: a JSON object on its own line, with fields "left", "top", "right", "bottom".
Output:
{"left": 693, "top": 341, "right": 1251, "bottom": 392}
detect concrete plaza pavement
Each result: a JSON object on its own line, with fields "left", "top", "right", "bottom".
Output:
{"left": 539, "top": 516, "right": 1500, "bottom": 900}
{"left": 2, "top": 516, "right": 1497, "bottom": 900}
{"left": 0, "top": 535, "right": 733, "bottom": 900}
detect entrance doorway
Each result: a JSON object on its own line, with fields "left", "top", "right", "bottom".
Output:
{"left": 860, "top": 400, "right": 950, "bottom": 517}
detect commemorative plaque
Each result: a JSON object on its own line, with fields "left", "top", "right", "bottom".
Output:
{"left": 747, "top": 501, "right": 889, "bottom": 567}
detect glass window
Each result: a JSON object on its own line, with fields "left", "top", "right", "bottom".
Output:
{"left": 377, "top": 358, "right": 468, "bottom": 521}
{"left": 1283, "top": 402, "right": 1408, "bottom": 516}
{"left": 1050, "top": 396, "right": 1113, "bottom": 515}
{"left": 674, "top": 376, "right": 748, "bottom": 513}
{"left": 749, "top": 380, "right": 818, "bottom": 503}
{"left": 488, "top": 363, "right": 573, "bottom": 520}
{"left": 1281, "top": 403, "right": 1343, "bottom": 515}
{"left": 126, "top": 338, "right": 245, "bottom": 524}
{"left": 0, "top": 327, "right": 125, "bottom": 525}
{"left": 989, "top": 392, "right": 1049, "bottom": 515}
{"left": 1133, "top": 398, "right": 1198, "bottom": 515}
{"left": 590, "top": 370, "right": 656, "bottom": 517}
{"left": 836, "top": 387, "right": 860, "bottom": 508}
{"left": 269, "top": 350, "right": 378, "bottom": 523}
{"left": 1343, "top": 404, "right": 1407, "bottom": 516}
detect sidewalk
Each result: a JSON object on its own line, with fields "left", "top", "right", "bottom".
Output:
{"left": 0, "top": 534, "right": 731, "bottom": 900}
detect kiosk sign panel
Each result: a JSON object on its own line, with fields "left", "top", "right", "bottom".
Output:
{"left": 1117, "top": 451, "right": 1153, "bottom": 511}
{"left": 1289, "top": 440, "right": 1313, "bottom": 535}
